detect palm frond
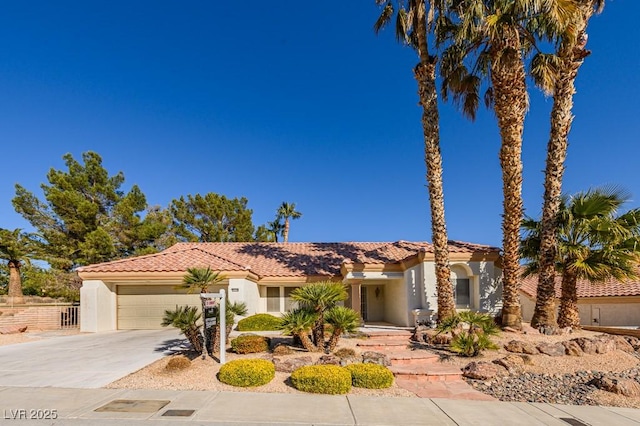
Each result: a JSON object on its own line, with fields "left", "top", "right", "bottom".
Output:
{"left": 530, "top": 53, "right": 561, "bottom": 96}
{"left": 373, "top": 2, "right": 395, "bottom": 35}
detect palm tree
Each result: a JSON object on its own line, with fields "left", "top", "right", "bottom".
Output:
{"left": 374, "top": 0, "right": 456, "bottom": 322}
{"left": 276, "top": 202, "right": 302, "bottom": 243}
{"left": 162, "top": 305, "right": 204, "bottom": 353}
{"left": 0, "top": 229, "right": 39, "bottom": 304}
{"left": 291, "top": 281, "right": 348, "bottom": 348}
{"left": 440, "top": 1, "right": 573, "bottom": 329}
{"left": 325, "top": 306, "right": 360, "bottom": 352}
{"left": 529, "top": 1, "right": 605, "bottom": 328}
{"left": 266, "top": 219, "right": 284, "bottom": 242}
{"left": 522, "top": 187, "right": 640, "bottom": 329}
{"left": 279, "top": 308, "right": 319, "bottom": 352}
{"left": 176, "top": 267, "right": 226, "bottom": 356}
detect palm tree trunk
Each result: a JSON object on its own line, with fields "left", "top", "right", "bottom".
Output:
{"left": 413, "top": 2, "right": 455, "bottom": 322}
{"left": 312, "top": 313, "right": 324, "bottom": 349}
{"left": 490, "top": 31, "right": 526, "bottom": 330}
{"left": 327, "top": 329, "right": 343, "bottom": 352}
{"left": 7, "top": 261, "right": 24, "bottom": 304}
{"left": 531, "top": 9, "right": 592, "bottom": 329}
{"left": 283, "top": 218, "right": 290, "bottom": 243}
{"left": 558, "top": 267, "right": 580, "bottom": 329}
{"left": 298, "top": 331, "right": 318, "bottom": 352}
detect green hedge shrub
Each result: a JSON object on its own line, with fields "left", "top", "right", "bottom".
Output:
{"left": 237, "top": 314, "right": 282, "bottom": 331}
{"left": 218, "top": 359, "right": 275, "bottom": 387}
{"left": 345, "top": 363, "right": 394, "bottom": 389}
{"left": 290, "top": 365, "right": 351, "bottom": 394}
{"left": 334, "top": 348, "right": 356, "bottom": 358}
{"left": 230, "top": 334, "right": 270, "bottom": 354}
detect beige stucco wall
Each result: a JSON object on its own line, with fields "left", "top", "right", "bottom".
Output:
{"left": 80, "top": 280, "right": 116, "bottom": 332}
{"left": 383, "top": 278, "right": 410, "bottom": 326}
{"left": 228, "top": 278, "right": 259, "bottom": 315}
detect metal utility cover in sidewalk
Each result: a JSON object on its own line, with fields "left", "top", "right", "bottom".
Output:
{"left": 94, "top": 399, "right": 170, "bottom": 413}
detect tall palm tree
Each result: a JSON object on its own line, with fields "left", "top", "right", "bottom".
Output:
{"left": 276, "top": 202, "right": 302, "bottom": 243}
{"left": 528, "top": 1, "right": 605, "bottom": 328}
{"left": 266, "top": 219, "right": 285, "bottom": 242}
{"left": 0, "top": 229, "right": 39, "bottom": 304}
{"left": 291, "top": 281, "right": 348, "bottom": 348}
{"left": 374, "top": 0, "right": 456, "bottom": 321}
{"left": 522, "top": 187, "right": 640, "bottom": 328}
{"left": 176, "top": 267, "right": 226, "bottom": 356}
{"left": 440, "top": 1, "right": 573, "bottom": 329}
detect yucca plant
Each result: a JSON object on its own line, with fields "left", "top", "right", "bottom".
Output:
{"left": 278, "top": 308, "right": 318, "bottom": 352}
{"left": 162, "top": 305, "right": 204, "bottom": 353}
{"left": 436, "top": 311, "right": 499, "bottom": 357}
{"left": 325, "top": 306, "right": 360, "bottom": 352}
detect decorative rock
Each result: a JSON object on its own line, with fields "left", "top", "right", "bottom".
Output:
{"left": 272, "top": 356, "right": 313, "bottom": 373}
{"left": 538, "top": 325, "right": 558, "bottom": 336}
{"left": 612, "top": 336, "right": 635, "bottom": 353}
{"left": 463, "top": 361, "right": 501, "bottom": 380}
{"left": 536, "top": 342, "right": 566, "bottom": 357}
{"left": 573, "top": 338, "right": 597, "bottom": 355}
{"left": 624, "top": 336, "right": 640, "bottom": 350}
{"left": 504, "top": 340, "right": 539, "bottom": 355}
{"left": 0, "top": 325, "right": 28, "bottom": 334}
{"left": 412, "top": 325, "right": 430, "bottom": 343}
{"left": 589, "top": 377, "right": 640, "bottom": 397}
{"left": 316, "top": 355, "right": 341, "bottom": 366}
{"left": 424, "top": 330, "right": 451, "bottom": 345}
{"left": 339, "top": 356, "right": 359, "bottom": 367}
{"left": 519, "top": 354, "right": 534, "bottom": 365}
{"left": 361, "top": 351, "right": 391, "bottom": 366}
{"left": 593, "top": 335, "right": 617, "bottom": 354}
{"left": 502, "top": 327, "right": 522, "bottom": 334}
{"left": 562, "top": 340, "right": 583, "bottom": 357}
{"left": 493, "top": 355, "right": 525, "bottom": 373}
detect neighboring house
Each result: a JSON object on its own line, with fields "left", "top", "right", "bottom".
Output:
{"left": 77, "top": 240, "right": 502, "bottom": 332}
{"left": 520, "top": 273, "right": 640, "bottom": 327}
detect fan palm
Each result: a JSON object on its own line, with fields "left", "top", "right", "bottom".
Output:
{"left": 528, "top": 0, "right": 605, "bottom": 328}
{"left": 276, "top": 202, "right": 302, "bottom": 243}
{"left": 266, "top": 219, "right": 284, "bottom": 242}
{"left": 373, "top": 0, "right": 455, "bottom": 322}
{"left": 278, "top": 308, "right": 318, "bottom": 352}
{"left": 291, "top": 281, "right": 348, "bottom": 347}
{"left": 162, "top": 305, "right": 204, "bottom": 353}
{"left": 325, "top": 306, "right": 360, "bottom": 352}
{"left": 0, "top": 229, "right": 40, "bottom": 304}
{"left": 440, "top": 0, "right": 575, "bottom": 329}
{"left": 521, "top": 187, "right": 640, "bottom": 329}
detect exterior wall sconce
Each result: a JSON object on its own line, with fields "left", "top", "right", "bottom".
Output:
{"left": 375, "top": 287, "right": 380, "bottom": 299}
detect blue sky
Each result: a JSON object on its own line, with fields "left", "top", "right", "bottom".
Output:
{"left": 1, "top": 1, "right": 638, "bottom": 248}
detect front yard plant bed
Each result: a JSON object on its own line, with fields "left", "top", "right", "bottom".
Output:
{"left": 290, "top": 365, "right": 351, "bottom": 394}
{"left": 218, "top": 359, "right": 275, "bottom": 387}
{"left": 345, "top": 363, "right": 394, "bottom": 389}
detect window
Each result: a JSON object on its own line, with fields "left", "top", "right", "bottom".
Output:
{"left": 454, "top": 278, "right": 470, "bottom": 309}
{"left": 284, "top": 287, "right": 298, "bottom": 311}
{"left": 266, "top": 287, "right": 280, "bottom": 312}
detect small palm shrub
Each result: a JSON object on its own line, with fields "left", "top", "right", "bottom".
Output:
{"left": 165, "top": 355, "right": 191, "bottom": 371}
{"left": 237, "top": 314, "right": 282, "bottom": 331}
{"left": 218, "top": 359, "right": 275, "bottom": 387}
{"left": 290, "top": 365, "right": 351, "bottom": 394}
{"left": 325, "top": 306, "right": 360, "bottom": 351}
{"left": 161, "top": 305, "right": 203, "bottom": 353}
{"left": 334, "top": 348, "right": 356, "bottom": 358}
{"left": 345, "top": 363, "right": 394, "bottom": 389}
{"left": 230, "top": 334, "right": 270, "bottom": 354}
{"left": 436, "top": 311, "right": 500, "bottom": 357}
{"left": 278, "top": 308, "right": 318, "bottom": 352}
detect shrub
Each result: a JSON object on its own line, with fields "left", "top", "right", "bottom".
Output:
{"left": 165, "top": 355, "right": 192, "bottom": 371}
{"left": 237, "top": 314, "right": 282, "bottom": 331}
{"left": 218, "top": 359, "right": 275, "bottom": 387}
{"left": 345, "top": 363, "right": 394, "bottom": 389}
{"left": 290, "top": 365, "right": 351, "bottom": 394}
{"left": 436, "top": 311, "right": 500, "bottom": 357}
{"left": 334, "top": 348, "right": 356, "bottom": 358}
{"left": 230, "top": 334, "right": 270, "bottom": 354}
{"left": 272, "top": 344, "right": 294, "bottom": 355}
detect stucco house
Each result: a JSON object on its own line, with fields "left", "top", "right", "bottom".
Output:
{"left": 520, "top": 273, "right": 640, "bottom": 327}
{"left": 78, "top": 240, "right": 502, "bottom": 332}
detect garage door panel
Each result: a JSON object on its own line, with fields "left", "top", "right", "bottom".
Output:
{"left": 117, "top": 285, "right": 208, "bottom": 330}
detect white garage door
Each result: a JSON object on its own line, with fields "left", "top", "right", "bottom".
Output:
{"left": 117, "top": 285, "right": 202, "bottom": 330}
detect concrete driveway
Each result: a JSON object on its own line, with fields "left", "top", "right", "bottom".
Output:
{"left": 0, "top": 329, "right": 184, "bottom": 388}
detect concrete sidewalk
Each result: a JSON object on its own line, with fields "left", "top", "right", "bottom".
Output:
{"left": 0, "top": 387, "right": 638, "bottom": 425}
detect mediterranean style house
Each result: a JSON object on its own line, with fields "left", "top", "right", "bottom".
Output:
{"left": 520, "top": 273, "right": 640, "bottom": 327}
{"left": 77, "top": 240, "right": 503, "bottom": 332}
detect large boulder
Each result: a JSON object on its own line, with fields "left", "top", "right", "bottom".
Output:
{"left": 562, "top": 340, "right": 583, "bottom": 357}
{"left": 504, "top": 340, "right": 539, "bottom": 355}
{"left": 493, "top": 355, "right": 525, "bottom": 373}
{"left": 361, "top": 351, "right": 391, "bottom": 366}
{"left": 611, "top": 336, "right": 635, "bottom": 353}
{"left": 536, "top": 342, "right": 566, "bottom": 357}
{"left": 463, "top": 362, "right": 502, "bottom": 380}
{"left": 573, "top": 338, "right": 598, "bottom": 355}
{"left": 589, "top": 377, "right": 640, "bottom": 397}
{"left": 316, "top": 355, "right": 341, "bottom": 366}
{"left": 272, "top": 356, "right": 313, "bottom": 373}
{"left": 593, "top": 335, "right": 617, "bottom": 354}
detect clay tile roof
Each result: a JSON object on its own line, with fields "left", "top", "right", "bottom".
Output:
{"left": 77, "top": 240, "right": 499, "bottom": 277}
{"left": 520, "top": 268, "right": 640, "bottom": 299}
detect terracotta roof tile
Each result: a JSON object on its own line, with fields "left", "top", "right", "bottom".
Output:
{"left": 77, "top": 240, "right": 498, "bottom": 277}
{"left": 520, "top": 269, "right": 640, "bottom": 299}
